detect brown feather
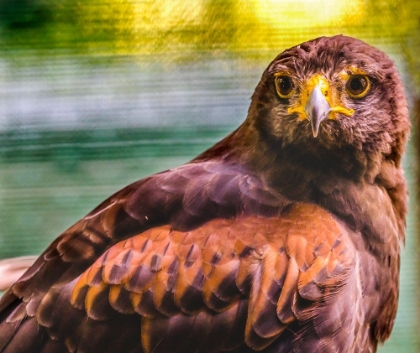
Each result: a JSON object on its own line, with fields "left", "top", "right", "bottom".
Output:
{"left": 0, "top": 35, "right": 409, "bottom": 353}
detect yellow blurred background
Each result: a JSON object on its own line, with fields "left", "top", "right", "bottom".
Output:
{"left": 0, "top": 0, "right": 418, "bottom": 351}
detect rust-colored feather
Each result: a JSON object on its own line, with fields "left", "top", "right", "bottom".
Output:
{"left": 63, "top": 205, "right": 355, "bottom": 352}
{"left": 0, "top": 35, "right": 409, "bottom": 353}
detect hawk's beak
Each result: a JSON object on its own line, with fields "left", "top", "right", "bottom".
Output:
{"left": 304, "top": 85, "right": 330, "bottom": 138}
{"left": 287, "top": 74, "right": 354, "bottom": 138}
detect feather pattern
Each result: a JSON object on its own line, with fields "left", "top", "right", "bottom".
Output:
{"left": 0, "top": 35, "right": 409, "bottom": 352}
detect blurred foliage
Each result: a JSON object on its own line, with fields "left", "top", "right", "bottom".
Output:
{"left": 403, "top": 0, "right": 420, "bottom": 95}
{"left": 0, "top": 0, "right": 51, "bottom": 29}
{"left": 0, "top": 127, "right": 226, "bottom": 166}
{"left": 0, "top": 0, "right": 417, "bottom": 61}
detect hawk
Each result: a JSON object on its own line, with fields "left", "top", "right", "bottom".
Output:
{"left": 0, "top": 35, "right": 410, "bottom": 353}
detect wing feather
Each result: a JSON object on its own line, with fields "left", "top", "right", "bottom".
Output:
{"left": 0, "top": 163, "right": 360, "bottom": 352}
{"left": 62, "top": 205, "right": 354, "bottom": 352}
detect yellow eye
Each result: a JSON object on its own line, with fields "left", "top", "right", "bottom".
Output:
{"left": 275, "top": 75, "right": 295, "bottom": 98}
{"left": 346, "top": 75, "right": 370, "bottom": 98}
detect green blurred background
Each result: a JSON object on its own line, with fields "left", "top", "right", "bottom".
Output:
{"left": 0, "top": 0, "right": 418, "bottom": 351}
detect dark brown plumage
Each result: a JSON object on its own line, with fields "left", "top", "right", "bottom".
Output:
{"left": 0, "top": 35, "right": 410, "bottom": 353}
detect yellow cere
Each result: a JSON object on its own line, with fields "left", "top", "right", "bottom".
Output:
{"left": 288, "top": 74, "right": 354, "bottom": 121}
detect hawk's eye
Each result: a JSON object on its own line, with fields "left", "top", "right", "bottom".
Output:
{"left": 275, "top": 75, "right": 295, "bottom": 98}
{"left": 346, "top": 75, "right": 370, "bottom": 98}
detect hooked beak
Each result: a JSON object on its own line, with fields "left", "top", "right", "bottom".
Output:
{"left": 304, "top": 85, "right": 330, "bottom": 138}
{"left": 287, "top": 74, "right": 354, "bottom": 138}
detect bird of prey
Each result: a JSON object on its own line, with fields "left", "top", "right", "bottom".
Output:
{"left": 0, "top": 35, "right": 410, "bottom": 353}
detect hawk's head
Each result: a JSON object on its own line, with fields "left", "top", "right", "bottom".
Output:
{"left": 247, "top": 35, "right": 410, "bottom": 180}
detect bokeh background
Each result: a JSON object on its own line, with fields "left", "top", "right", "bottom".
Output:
{"left": 0, "top": 0, "right": 418, "bottom": 351}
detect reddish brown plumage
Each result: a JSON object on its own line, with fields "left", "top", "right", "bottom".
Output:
{"left": 0, "top": 35, "right": 410, "bottom": 353}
